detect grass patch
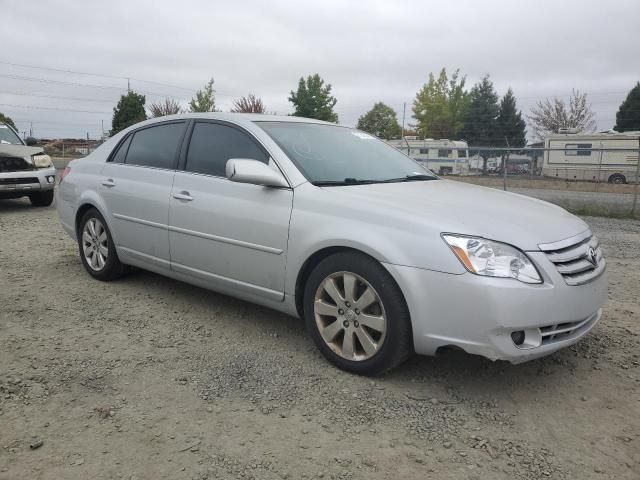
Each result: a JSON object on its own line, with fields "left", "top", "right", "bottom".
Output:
{"left": 549, "top": 199, "right": 639, "bottom": 219}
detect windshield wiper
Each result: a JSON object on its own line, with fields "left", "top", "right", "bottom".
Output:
{"left": 376, "top": 174, "right": 439, "bottom": 183}
{"left": 311, "top": 178, "right": 378, "bottom": 186}
{"left": 312, "top": 174, "right": 437, "bottom": 187}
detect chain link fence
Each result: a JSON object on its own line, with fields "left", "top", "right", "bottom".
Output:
{"left": 397, "top": 144, "right": 640, "bottom": 219}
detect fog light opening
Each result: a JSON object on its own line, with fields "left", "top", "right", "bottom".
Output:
{"left": 46, "top": 176, "right": 55, "bottom": 184}
{"left": 511, "top": 330, "right": 525, "bottom": 346}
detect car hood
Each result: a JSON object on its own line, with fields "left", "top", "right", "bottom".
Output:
{"left": 0, "top": 144, "right": 44, "bottom": 158}
{"left": 320, "top": 179, "right": 589, "bottom": 251}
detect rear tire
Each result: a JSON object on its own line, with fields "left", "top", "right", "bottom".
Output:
{"left": 29, "top": 190, "right": 54, "bottom": 207}
{"left": 78, "top": 208, "right": 128, "bottom": 281}
{"left": 303, "top": 251, "right": 413, "bottom": 376}
{"left": 608, "top": 173, "right": 626, "bottom": 184}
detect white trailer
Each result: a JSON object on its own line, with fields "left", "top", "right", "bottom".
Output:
{"left": 543, "top": 131, "right": 640, "bottom": 184}
{"left": 386, "top": 137, "right": 470, "bottom": 175}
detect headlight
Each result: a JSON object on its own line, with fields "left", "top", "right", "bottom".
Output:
{"left": 442, "top": 234, "right": 542, "bottom": 284}
{"left": 32, "top": 154, "right": 53, "bottom": 168}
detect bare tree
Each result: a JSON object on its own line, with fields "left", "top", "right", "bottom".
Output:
{"left": 149, "top": 98, "right": 183, "bottom": 117}
{"left": 231, "top": 93, "right": 266, "bottom": 113}
{"left": 528, "top": 89, "right": 596, "bottom": 139}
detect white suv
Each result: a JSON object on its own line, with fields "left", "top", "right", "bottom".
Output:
{"left": 0, "top": 123, "right": 56, "bottom": 206}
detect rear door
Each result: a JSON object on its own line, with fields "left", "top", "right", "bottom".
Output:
{"left": 168, "top": 120, "right": 293, "bottom": 301}
{"left": 100, "top": 121, "right": 187, "bottom": 269}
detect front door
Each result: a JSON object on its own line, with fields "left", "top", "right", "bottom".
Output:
{"left": 168, "top": 121, "right": 293, "bottom": 301}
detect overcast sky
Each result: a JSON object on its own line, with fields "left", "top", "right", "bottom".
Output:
{"left": 2, "top": 0, "right": 638, "bottom": 140}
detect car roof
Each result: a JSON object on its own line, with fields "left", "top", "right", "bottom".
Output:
{"left": 136, "top": 112, "right": 337, "bottom": 127}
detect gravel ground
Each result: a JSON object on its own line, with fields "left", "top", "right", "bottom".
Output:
{"left": 1, "top": 199, "right": 639, "bottom": 480}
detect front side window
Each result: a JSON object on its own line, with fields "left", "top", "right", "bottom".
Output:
{"left": 419, "top": 148, "right": 429, "bottom": 154}
{"left": 125, "top": 122, "right": 185, "bottom": 169}
{"left": 257, "top": 122, "right": 436, "bottom": 184}
{"left": 185, "top": 122, "right": 268, "bottom": 177}
{"left": 457, "top": 149, "right": 468, "bottom": 158}
{"left": 565, "top": 143, "right": 592, "bottom": 156}
{"left": 438, "top": 149, "right": 452, "bottom": 158}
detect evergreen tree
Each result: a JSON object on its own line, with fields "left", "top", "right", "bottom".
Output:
{"left": 497, "top": 88, "right": 526, "bottom": 147}
{"left": 459, "top": 76, "right": 500, "bottom": 174}
{"left": 189, "top": 78, "right": 217, "bottom": 112}
{"left": 460, "top": 75, "right": 500, "bottom": 145}
{"left": 289, "top": 74, "right": 338, "bottom": 122}
{"left": 111, "top": 91, "right": 146, "bottom": 134}
{"left": 412, "top": 68, "right": 468, "bottom": 139}
{"left": 356, "top": 102, "right": 401, "bottom": 139}
{"left": 614, "top": 82, "right": 640, "bottom": 132}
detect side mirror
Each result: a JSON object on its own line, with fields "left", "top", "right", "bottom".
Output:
{"left": 225, "top": 159, "right": 289, "bottom": 188}
{"left": 25, "top": 137, "right": 37, "bottom": 146}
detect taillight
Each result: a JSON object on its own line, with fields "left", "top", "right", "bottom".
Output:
{"left": 60, "top": 166, "right": 71, "bottom": 183}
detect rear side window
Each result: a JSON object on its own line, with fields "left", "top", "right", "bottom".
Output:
{"left": 125, "top": 122, "right": 185, "bottom": 169}
{"left": 185, "top": 122, "right": 268, "bottom": 177}
{"left": 110, "top": 135, "right": 132, "bottom": 164}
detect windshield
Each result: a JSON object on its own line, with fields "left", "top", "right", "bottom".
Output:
{"left": 0, "top": 124, "right": 23, "bottom": 145}
{"left": 257, "top": 122, "right": 437, "bottom": 184}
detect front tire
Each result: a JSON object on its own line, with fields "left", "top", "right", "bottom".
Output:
{"left": 78, "top": 208, "right": 128, "bottom": 281}
{"left": 29, "top": 190, "right": 54, "bottom": 207}
{"left": 303, "top": 252, "right": 413, "bottom": 376}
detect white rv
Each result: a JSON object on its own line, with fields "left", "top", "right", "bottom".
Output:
{"left": 543, "top": 131, "right": 640, "bottom": 184}
{"left": 386, "top": 137, "right": 470, "bottom": 175}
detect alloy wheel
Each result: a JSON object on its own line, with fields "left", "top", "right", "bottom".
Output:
{"left": 313, "top": 271, "right": 387, "bottom": 361}
{"left": 82, "top": 218, "right": 108, "bottom": 271}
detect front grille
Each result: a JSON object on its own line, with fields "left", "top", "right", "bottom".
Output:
{"left": 0, "top": 177, "right": 40, "bottom": 185}
{"left": 0, "top": 156, "right": 34, "bottom": 172}
{"left": 540, "top": 232, "right": 606, "bottom": 286}
{"left": 539, "top": 311, "right": 600, "bottom": 345}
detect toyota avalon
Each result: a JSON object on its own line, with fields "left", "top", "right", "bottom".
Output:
{"left": 56, "top": 114, "right": 607, "bottom": 375}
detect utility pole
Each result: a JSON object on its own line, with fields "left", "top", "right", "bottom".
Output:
{"left": 29, "top": 122, "right": 33, "bottom": 137}
{"left": 401, "top": 102, "right": 406, "bottom": 138}
{"left": 127, "top": 78, "right": 130, "bottom": 92}
{"left": 101, "top": 120, "right": 104, "bottom": 140}
{"left": 503, "top": 136, "right": 510, "bottom": 191}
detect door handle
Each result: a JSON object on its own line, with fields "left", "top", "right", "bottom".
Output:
{"left": 102, "top": 178, "right": 115, "bottom": 187}
{"left": 173, "top": 191, "right": 193, "bottom": 201}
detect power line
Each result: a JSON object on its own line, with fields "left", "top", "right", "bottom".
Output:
{"left": 0, "top": 103, "right": 109, "bottom": 114}
{"left": 0, "top": 59, "right": 198, "bottom": 92}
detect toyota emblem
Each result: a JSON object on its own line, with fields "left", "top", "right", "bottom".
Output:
{"left": 586, "top": 247, "right": 598, "bottom": 267}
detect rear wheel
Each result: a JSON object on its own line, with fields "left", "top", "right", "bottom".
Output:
{"left": 29, "top": 190, "right": 54, "bottom": 207}
{"left": 78, "top": 208, "right": 128, "bottom": 281}
{"left": 303, "top": 252, "right": 412, "bottom": 375}
{"left": 608, "top": 173, "right": 626, "bottom": 184}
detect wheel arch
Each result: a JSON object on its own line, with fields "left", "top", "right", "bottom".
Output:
{"left": 293, "top": 245, "right": 409, "bottom": 324}
{"left": 74, "top": 198, "right": 116, "bottom": 244}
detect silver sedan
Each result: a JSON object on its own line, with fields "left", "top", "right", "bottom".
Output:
{"left": 56, "top": 113, "right": 607, "bottom": 375}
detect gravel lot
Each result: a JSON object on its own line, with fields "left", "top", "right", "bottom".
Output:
{"left": 1, "top": 199, "right": 639, "bottom": 480}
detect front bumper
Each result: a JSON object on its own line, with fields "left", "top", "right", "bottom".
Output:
{"left": 384, "top": 252, "right": 607, "bottom": 363}
{"left": 0, "top": 167, "right": 56, "bottom": 195}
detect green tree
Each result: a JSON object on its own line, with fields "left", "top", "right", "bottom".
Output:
{"left": 459, "top": 75, "right": 500, "bottom": 174}
{"left": 111, "top": 91, "right": 147, "bottom": 134}
{"left": 412, "top": 68, "right": 468, "bottom": 139}
{"left": 289, "top": 74, "right": 338, "bottom": 122}
{"left": 497, "top": 88, "right": 526, "bottom": 147}
{"left": 356, "top": 102, "right": 401, "bottom": 139}
{"left": 614, "top": 82, "right": 640, "bottom": 132}
{"left": 0, "top": 112, "right": 16, "bottom": 130}
{"left": 189, "top": 78, "right": 217, "bottom": 112}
